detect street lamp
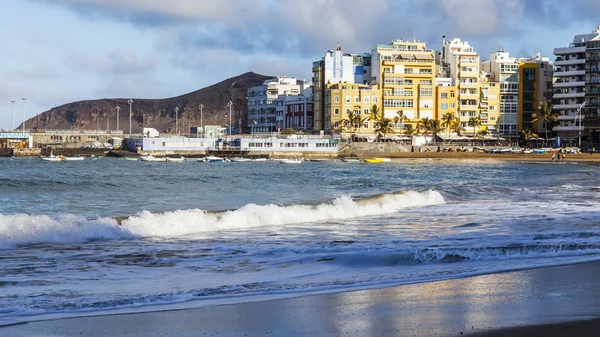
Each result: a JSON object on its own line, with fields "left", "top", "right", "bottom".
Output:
{"left": 199, "top": 104, "right": 203, "bottom": 138}
{"left": 21, "top": 97, "right": 26, "bottom": 133}
{"left": 175, "top": 106, "right": 179, "bottom": 135}
{"left": 227, "top": 101, "right": 233, "bottom": 135}
{"left": 11, "top": 99, "right": 15, "bottom": 130}
{"left": 115, "top": 106, "right": 120, "bottom": 132}
{"left": 576, "top": 101, "right": 587, "bottom": 148}
{"left": 128, "top": 99, "right": 133, "bottom": 135}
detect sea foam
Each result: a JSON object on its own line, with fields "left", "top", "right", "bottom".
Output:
{"left": 0, "top": 190, "right": 445, "bottom": 247}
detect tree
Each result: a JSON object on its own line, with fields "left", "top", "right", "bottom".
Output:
{"left": 341, "top": 109, "right": 369, "bottom": 141}
{"left": 394, "top": 109, "right": 409, "bottom": 133}
{"left": 467, "top": 116, "right": 481, "bottom": 137}
{"left": 519, "top": 127, "right": 537, "bottom": 141}
{"left": 476, "top": 128, "right": 489, "bottom": 139}
{"left": 429, "top": 119, "right": 442, "bottom": 144}
{"left": 531, "top": 102, "right": 558, "bottom": 141}
{"left": 417, "top": 117, "right": 433, "bottom": 144}
{"left": 404, "top": 124, "right": 418, "bottom": 136}
{"left": 441, "top": 113, "right": 459, "bottom": 137}
{"left": 374, "top": 117, "right": 395, "bottom": 141}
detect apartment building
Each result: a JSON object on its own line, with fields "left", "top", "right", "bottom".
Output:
{"left": 326, "top": 83, "right": 381, "bottom": 135}
{"left": 247, "top": 77, "right": 307, "bottom": 133}
{"left": 584, "top": 26, "right": 600, "bottom": 145}
{"left": 274, "top": 86, "right": 314, "bottom": 132}
{"left": 518, "top": 54, "right": 553, "bottom": 134}
{"left": 482, "top": 50, "right": 520, "bottom": 139}
{"left": 440, "top": 38, "right": 481, "bottom": 135}
{"left": 371, "top": 39, "right": 436, "bottom": 131}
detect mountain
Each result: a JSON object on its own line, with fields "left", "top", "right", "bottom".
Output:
{"left": 21, "top": 72, "right": 272, "bottom": 134}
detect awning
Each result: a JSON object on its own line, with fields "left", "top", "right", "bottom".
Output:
{"left": 399, "top": 53, "right": 414, "bottom": 59}
{"left": 414, "top": 53, "right": 434, "bottom": 60}
{"left": 437, "top": 133, "right": 470, "bottom": 141}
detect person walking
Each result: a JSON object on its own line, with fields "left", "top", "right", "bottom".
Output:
{"left": 551, "top": 153, "right": 555, "bottom": 161}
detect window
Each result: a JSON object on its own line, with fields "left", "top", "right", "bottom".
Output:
{"left": 334, "top": 96, "right": 340, "bottom": 103}
{"left": 450, "top": 103, "right": 455, "bottom": 108}
{"left": 354, "top": 96, "right": 360, "bottom": 103}
{"left": 334, "top": 121, "right": 340, "bottom": 129}
{"left": 450, "top": 93, "right": 455, "bottom": 98}
{"left": 345, "top": 96, "right": 351, "bottom": 103}
{"left": 334, "top": 108, "right": 339, "bottom": 115}
{"left": 363, "top": 108, "right": 370, "bottom": 115}
{"left": 441, "top": 103, "right": 448, "bottom": 109}
{"left": 363, "top": 96, "right": 370, "bottom": 103}
{"left": 372, "top": 96, "right": 378, "bottom": 103}
{"left": 354, "top": 109, "right": 360, "bottom": 115}
{"left": 441, "top": 93, "right": 448, "bottom": 99}
{"left": 419, "top": 88, "right": 433, "bottom": 97}
{"left": 363, "top": 121, "right": 369, "bottom": 129}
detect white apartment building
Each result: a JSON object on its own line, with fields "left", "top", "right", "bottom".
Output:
{"left": 482, "top": 50, "right": 520, "bottom": 138}
{"left": 247, "top": 77, "right": 306, "bottom": 133}
{"left": 441, "top": 38, "right": 481, "bottom": 133}
{"left": 553, "top": 26, "right": 600, "bottom": 145}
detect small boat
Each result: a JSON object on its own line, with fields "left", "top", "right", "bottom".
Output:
{"left": 363, "top": 158, "right": 385, "bottom": 163}
{"left": 205, "top": 156, "right": 226, "bottom": 163}
{"left": 340, "top": 157, "right": 362, "bottom": 163}
{"left": 308, "top": 158, "right": 331, "bottom": 162}
{"left": 41, "top": 150, "right": 63, "bottom": 162}
{"left": 123, "top": 157, "right": 138, "bottom": 161}
{"left": 279, "top": 158, "right": 302, "bottom": 164}
{"left": 230, "top": 157, "right": 252, "bottom": 162}
{"left": 166, "top": 157, "right": 185, "bottom": 163}
{"left": 63, "top": 156, "right": 85, "bottom": 161}
{"left": 140, "top": 155, "right": 167, "bottom": 162}
{"left": 252, "top": 158, "right": 267, "bottom": 162}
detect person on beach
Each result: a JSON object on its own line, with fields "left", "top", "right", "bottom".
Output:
{"left": 552, "top": 153, "right": 555, "bottom": 161}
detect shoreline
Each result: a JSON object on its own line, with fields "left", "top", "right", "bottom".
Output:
{"left": 3, "top": 261, "right": 600, "bottom": 336}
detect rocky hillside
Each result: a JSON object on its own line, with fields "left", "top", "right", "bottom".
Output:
{"left": 21, "top": 72, "right": 271, "bottom": 134}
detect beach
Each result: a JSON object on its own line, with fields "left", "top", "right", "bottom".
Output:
{"left": 3, "top": 261, "right": 600, "bottom": 337}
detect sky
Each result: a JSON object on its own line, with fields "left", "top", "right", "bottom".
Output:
{"left": 1, "top": 0, "right": 599, "bottom": 130}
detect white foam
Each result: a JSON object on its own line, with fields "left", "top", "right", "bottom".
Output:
{"left": 122, "top": 190, "right": 445, "bottom": 238}
{"left": 0, "top": 213, "right": 133, "bottom": 249}
{"left": 0, "top": 191, "right": 445, "bottom": 246}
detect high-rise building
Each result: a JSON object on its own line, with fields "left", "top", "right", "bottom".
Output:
{"left": 518, "top": 54, "right": 553, "bottom": 135}
{"left": 371, "top": 39, "right": 436, "bottom": 131}
{"left": 552, "top": 26, "right": 600, "bottom": 146}
{"left": 312, "top": 44, "right": 372, "bottom": 132}
{"left": 482, "top": 50, "right": 520, "bottom": 139}
{"left": 440, "top": 38, "right": 481, "bottom": 135}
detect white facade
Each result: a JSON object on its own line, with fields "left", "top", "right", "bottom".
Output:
{"left": 247, "top": 77, "right": 305, "bottom": 133}
{"left": 239, "top": 137, "right": 338, "bottom": 153}
{"left": 482, "top": 50, "right": 520, "bottom": 137}
{"left": 323, "top": 46, "right": 355, "bottom": 84}
{"left": 552, "top": 27, "right": 600, "bottom": 141}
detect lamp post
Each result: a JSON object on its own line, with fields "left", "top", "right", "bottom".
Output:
{"left": 199, "top": 104, "right": 203, "bottom": 138}
{"left": 116, "top": 106, "right": 120, "bottom": 132}
{"left": 11, "top": 99, "right": 15, "bottom": 130}
{"left": 227, "top": 101, "right": 233, "bottom": 136}
{"left": 128, "top": 99, "right": 133, "bottom": 135}
{"left": 21, "top": 97, "right": 26, "bottom": 133}
{"left": 142, "top": 114, "right": 145, "bottom": 136}
{"left": 577, "top": 101, "right": 587, "bottom": 148}
{"left": 175, "top": 106, "right": 179, "bottom": 135}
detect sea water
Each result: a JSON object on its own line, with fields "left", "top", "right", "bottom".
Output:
{"left": 1, "top": 157, "right": 600, "bottom": 324}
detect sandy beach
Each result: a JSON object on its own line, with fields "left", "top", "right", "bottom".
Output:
{"left": 3, "top": 261, "right": 600, "bottom": 337}
{"left": 381, "top": 151, "right": 600, "bottom": 163}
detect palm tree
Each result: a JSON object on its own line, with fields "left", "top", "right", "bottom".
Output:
{"left": 374, "top": 118, "right": 395, "bottom": 141}
{"left": 416, "top": 117, "right": 433, "bottom": 144}
{"left": 394, "top": 109, "right": 409, "bottom": 133}
{"left": 429, "top": 119, "right": 442, "bottom": 144}
{"left": 370, "top": 104, "right": 381, "bottom": 124}
{"left": 404, "top": 124, "right": 418, "bottom": 137}
{"left": 531, "top": 102, "right": 558, "bottom": 141}
{"left": 467, "top": 116, "right": 481, "bottom": 137}
{"left": 341, "top": 109, "right": 368, "bottom": 141}
{"left": 441, "top": 113, "right": 458, "bottom": 137}
{"left": 476, "top": 129, "right": 489, "bottom": 139}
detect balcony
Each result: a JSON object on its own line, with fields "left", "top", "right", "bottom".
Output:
{"left": 554, "top": 46, "right": 586, "bottom": 55}
{"left": 554, "top": 69, "right": 586, "bottom": 77}
{"left": 553, "top": 125, "right": 584, "bottom": 131}
{"left": 459, "top": 105, "right": 478, "bottom": 110}
{"left": 554, "top": 80, "right": 586, "bottom": 88}
{"left": 554, "top": 103, "right": 584, "bottom": 110}
{"left": 557, "top": 114, "right": 583, "bottom": 121}
{"left": 553, "top": 91, "right": 586, "bottom": 99}
{"left": 554, "top": 58, "right": 586, "bottom": 66}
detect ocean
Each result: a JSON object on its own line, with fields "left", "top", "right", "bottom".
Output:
{"left": 1, "top": 157, "right": 599, "bottom": 325}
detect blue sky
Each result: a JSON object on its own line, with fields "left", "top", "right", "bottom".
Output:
{"left": 1, "top": 0, "right": 599, "bottom": 130}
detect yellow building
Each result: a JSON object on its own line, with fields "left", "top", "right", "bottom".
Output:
{"left": 479, "top": 80, "right": 501, "bottom": 135}
{"left": 434, "top": 79, "right": 458, "bottom": 134}
{"left": 371, "top": 39, "right": 436, "bottom": 131}
{"left": 325, "top": 83, "right": 381, "bottom": 135}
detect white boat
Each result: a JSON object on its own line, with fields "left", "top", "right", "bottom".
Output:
{"left": 166, "top": 157, "right": 185, "bottom": 163}
{"left": 230, "top": 157, "right": 252, "bottom": 162}
{"left": 252, "top": 158, "right": 267, "bottom": 162}
{"left": 140, "top": 155, "right": 167, "bottom": 162}
{"left": 63, "top": 156, "right": 85, "bottom": 161}
{"left": 279, "top": 158, "right": 302, "bottom": 164}
{"left": 340, "top": 157, "right": 362, "bottom": 163}
{"left": 204, "top": 156, "right": 226, "bottom": 163}
{"left": 41, "top": 150, "right": 63, "bottom": 162}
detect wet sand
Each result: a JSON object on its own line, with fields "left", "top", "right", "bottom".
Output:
{"left": 3, "top": 262, "right": 600, "bottom": 336}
